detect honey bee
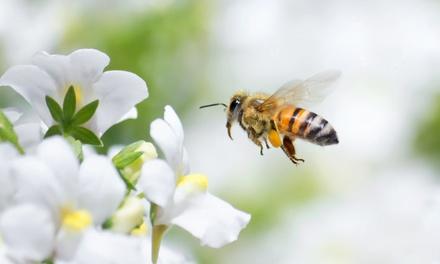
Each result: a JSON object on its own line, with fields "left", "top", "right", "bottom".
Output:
{"left": 200, "top": 71, "right": 340, "bottom": 164}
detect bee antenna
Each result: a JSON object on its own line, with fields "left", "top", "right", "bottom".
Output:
{"left": 199, "top": 103, "right": 227, "bottom": 109}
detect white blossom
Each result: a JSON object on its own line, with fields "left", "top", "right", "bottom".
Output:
{"left": 0, "top": 49, "right": 148, "bottom": 136}
{"left": 10, "top": 136, "right": 126, "bottom": 261}
{"left": 139, "top": 105, "right": 250, "bottom": 248}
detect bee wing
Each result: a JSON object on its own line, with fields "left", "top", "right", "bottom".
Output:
{"left": 257, "top": 70, "right": 341, "bottom": 113}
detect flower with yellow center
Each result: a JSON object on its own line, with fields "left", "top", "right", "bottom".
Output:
{"left": 10, "top": 137, "right": 126, "bottom": 261}
{"left": 138, "top": 106, "right": 250, "bottom": 263}
{"left": 0, "top": 49, "right": 148, "bottom": 136}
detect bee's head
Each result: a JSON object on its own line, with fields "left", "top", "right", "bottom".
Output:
{"left": 198, "top": 91, "right": 247, "bottom": 140}
{"left": 226, "top": 91, "right": 247, "bottom": 140}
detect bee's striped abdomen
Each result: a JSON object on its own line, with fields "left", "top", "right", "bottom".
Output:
{"left": 275, "top": 107, "right": 338, "bottom": 146}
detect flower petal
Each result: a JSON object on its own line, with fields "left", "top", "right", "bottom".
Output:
{"left": 11, "top": 157, "right": 66, "bottom": 218}
{"left": 111, "top": 196, "right": 145, "bottom": 234}
{"left": 182, "top": 147, "right": 190, "bottom": 176}
{"left": 151, "top": 106, "right": 189, "bottom": 175}
{"left": 32, "top": 51, "right": 71, "bottom": 92}
{"left": 77, "top": 155, "right": 125, "bottom": 225}
{"left": 0, "top": 204, "right": 55, "bottom": 262}
{"left": 138, "top": 159, "right": 175, "bottom": 207}
{"left": 68, "top": 49, "right": 110, "bottom": 85}
{"left": 170, "top": 193, "right": 251, "bottom": 248}
{"left": 0, "top": 144, "right": 18, "bottom": 212}
{"left": 55, "top": 227, "right": 86, "bottom": 261}
{"left": 118, "top": 107, "right": 138, "bottom": 123}
{"left": 3, "top": 108, "right": 43, "bottom": 150}
{"left": 90, "top": 70, "right": 148, "bottom": 135}
{"left": 3, "top": 108, "right": 22, "bottom": 123}
{"left": 14, "top": 122, "right": 43, "bottom": 151}
{"left": 36, "top": 137, "right": 79, "bottom": 195}
{"left": 150, "top": 118, "right": 182, "bottom": 175}
{"left": 65, "top": 229, "right": 145, "bottom": 264}
{"left": 163, "top": 105, "right": 184, "bottom": 145}
{"left": 0, "top": 65, "right": 57, "bottom": 125}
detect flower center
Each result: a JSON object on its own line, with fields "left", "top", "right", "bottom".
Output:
{"left": 61, "top": 208, "right": 92, "bottom": 232}
{"left": 177, "top": 173, "right": 208, "bottom": 192}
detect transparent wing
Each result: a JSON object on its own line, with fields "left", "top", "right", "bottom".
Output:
{"left": 257, "top": 70, "right": 341, "bottom": 113}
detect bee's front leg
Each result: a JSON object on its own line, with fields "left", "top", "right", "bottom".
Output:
{"left": 263, "top": 137, "right": 270, "bottom": 149}
{"left": 247, "top": 128, "right": 264, "bottom": 155}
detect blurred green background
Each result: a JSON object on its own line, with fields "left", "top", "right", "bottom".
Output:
{"left": 1, "top": 0, "right": 440, "bottom": 263}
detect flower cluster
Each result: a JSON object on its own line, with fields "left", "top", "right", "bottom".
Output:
{"left": 0, "top": 49, "right": 250, "bottom": 263}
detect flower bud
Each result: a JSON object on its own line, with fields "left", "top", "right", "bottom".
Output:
{"left": 110, "top": 196, "right": 145, "bottom": 234}
{"left": 113, "top": 141, "right": 157, "bottom": 184}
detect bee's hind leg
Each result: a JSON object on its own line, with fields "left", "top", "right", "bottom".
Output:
{"left": 281, "top": 136, "right": 304, "bottom": 165}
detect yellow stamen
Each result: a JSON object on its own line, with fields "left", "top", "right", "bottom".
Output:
{"left": 131, "top": 222, "right": 147, "bottom": 236}
{"left": 177, "top": 173, "right": 208, "bottom": 191}
{"left": 62, "top": 209, "right": 92, "bottom": 231}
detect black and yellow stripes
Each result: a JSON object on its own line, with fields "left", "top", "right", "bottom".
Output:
{"left": 274, "top": 106, "right": 338, "bottom": 146}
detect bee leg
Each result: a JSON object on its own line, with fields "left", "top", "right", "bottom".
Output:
{"left": 281, "top": 136, "right": 304, "bottom": 165}
{"left": 263, "top": 137, "right": 270, "bottom": 149}
{"left": 247, "top": 128, "right": 264, "bottom": 155}
{"left": 226, "top": 122, "right": 233, "bottom": 140}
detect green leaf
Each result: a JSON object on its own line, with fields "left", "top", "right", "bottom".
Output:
{"left": 69, "top": 126, "right": 102, "bottom": 146}
{"left": 113, "top": 151, "right": 143, "bottom": 169}
{"left": 102, "top": 218, "right": 113, "bottom": 229}
{"left": 63, "top": 86, "right": 76, "bottom": 121}
{"left": 111, "top": 140, "right": 145, "bottom": 164}
{"left": 0, "top": 111, "right": 24, "bottom": 154}
{"left": 42, "top": 259, "right": 54, "bottom": 264}
{"left": 114, "top": 141, "right": 145, "bottom": 157}
{"left": 71, "top": 100, "right": 99, "bottom": 126}
{"left": 45, "top": 96, "right": 63, "bottom": 123}
{"left": 44, "top": 125, "right": 62, "bottom": 138}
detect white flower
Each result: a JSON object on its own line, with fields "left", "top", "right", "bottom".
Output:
{"left": 0, "top": 48, "right": 148, "bottom": 136}
{"left": 10, "top": 136, "right": 126, "bottom": 261}
{"left": 139, "top": 106, "right": 250, "bottom": 248}
{"left": 0, "top": 204, "right": 55, "bottom": 263}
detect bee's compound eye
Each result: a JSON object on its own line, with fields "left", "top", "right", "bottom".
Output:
{"left": 230, "top": 99, "right": 240, "bottom": 111}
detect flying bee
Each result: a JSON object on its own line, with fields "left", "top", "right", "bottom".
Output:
{"left": 200, "top": 71, "right": 341, "bottom": 164}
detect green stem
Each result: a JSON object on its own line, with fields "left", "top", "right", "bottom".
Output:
{"left": 14, "top": 142, "right": 25, "bottom": 155}
{"left": 151, "top": 224, "right": 168, "bottom": 264}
